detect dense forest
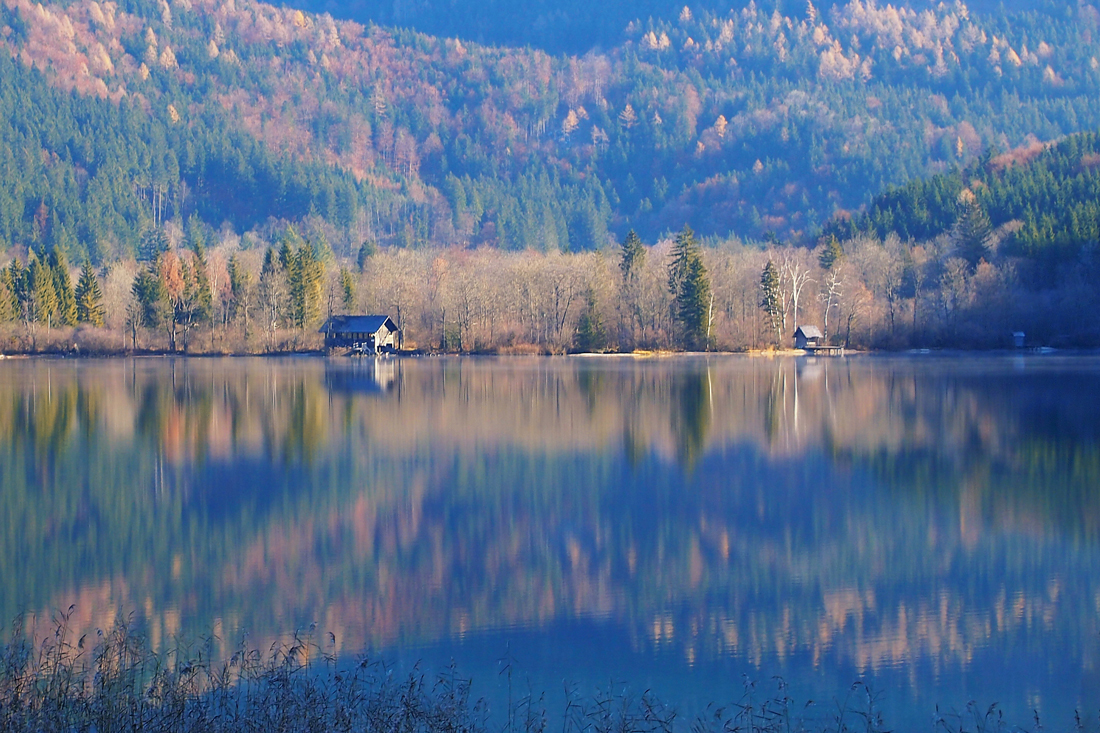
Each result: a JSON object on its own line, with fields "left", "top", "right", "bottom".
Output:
{"left": 2, "top": 0, "right": 1100, "bottom": 350}
{"left": 2, "top": 0, "right": 1100, "bottom": 257}
{"left": 827, "top": 130, "right": 1100, "bottom": 277}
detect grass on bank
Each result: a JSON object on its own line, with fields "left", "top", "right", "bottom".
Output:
{"left": 0, "top": 612, "right": 1094, "bottom": 733}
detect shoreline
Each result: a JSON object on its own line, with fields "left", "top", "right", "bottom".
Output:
{"left": 2, "top": 346, "right": 1094, "bottom": 360}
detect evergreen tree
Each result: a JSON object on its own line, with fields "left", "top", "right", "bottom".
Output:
{"left": 28, "top": 256, "right": 58, "bottom": 328}
{"left": 818, "top": 234, "right": 843, "bottom": 271}
{"left": 131, "top": 262, "right": 170, "bottom": 331}
{"left": 574, "top": 288, "right": 607, "bottom": 352}
{"left": 0, "top": 265, "right": 16, "bottom": 323}
{"left": 954, "top": 195, "right": 993, "bottom": 267}
{"left": 189, "top": 233, "right": 214, "bottom": 326}
{"left": 357, "top": 241, "right": 378, "bottom": 271}
{"left": 50, "top": 251, "right": 77, "bottom": 326}
{"left": 619, "top": 229, "right": 645, "bottom": 282}
{"left": 667, "top": 225, "right": 711, "bottom": 349}
{"left": 139, "top": 227, "right": 169, "bottom": 262}
{"left": 74, "top": 259, "right": 105, "bottom": 327}
{"left": 760, "top": 260, "right": 782, "bottom": 346}
{"left": 288, "top": 243, "right": 324, "bottom": 328}
{"left": 7, "top": 259, "right": 27, "bottom": 322}
{"left": 340, "top": 267, "right": 356, "bottom": 312}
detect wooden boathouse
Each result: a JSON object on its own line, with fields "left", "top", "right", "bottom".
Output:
{"left": 794, "top": 325, "right": 844, "bottom": 354}
{"left": 319, "top": 315, "right": 399, "bottom": 354}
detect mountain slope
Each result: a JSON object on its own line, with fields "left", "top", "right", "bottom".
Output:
{"left": 827, "top": 130, "right": 1100, "bottom": 275}
{"left": 1, "top": 0, "right": 1100, "bottom": 259}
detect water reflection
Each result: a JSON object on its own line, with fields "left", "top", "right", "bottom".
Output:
{"left": 0, "top": 356, "right": 1097, "bottom": 723}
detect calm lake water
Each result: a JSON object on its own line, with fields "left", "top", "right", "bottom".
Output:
{"left": 1, "top": 355, "right": 1097, "bottom": 726}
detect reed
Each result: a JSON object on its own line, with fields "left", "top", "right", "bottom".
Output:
{"left": 0, "top": 612, "right": 1092, "bottom": 733}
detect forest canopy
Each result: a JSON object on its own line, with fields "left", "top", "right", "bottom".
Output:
{"left": 1, "top": 0, "right": 1100, "bottom": 260}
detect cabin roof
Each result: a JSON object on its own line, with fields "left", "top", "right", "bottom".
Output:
{"left": 794, "top": 325, "right": 823, "bottom": 339}
{"left": 319, "top": 315, "right": 397, "bottom": 335}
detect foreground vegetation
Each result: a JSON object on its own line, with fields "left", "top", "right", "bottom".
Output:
{"left": 0, "top": 614, "right": 1092, "bottom": 733}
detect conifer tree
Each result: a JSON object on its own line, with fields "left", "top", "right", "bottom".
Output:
{"left": 954, "top": 195, "right": 993, "bottom": 267}
{"left": 667, "top": 225, "right": 711, "bottom": 349}
{"left": 189, "top": 231, "right": 214, "bottom": 326}
{"left": 131, "top": 261, "right": 170, "bottom": 331}
{"left": 574, "top": 288, "right": 607, "bottom": 352}
{"left": 619, "top": 229, "right": 645, "bottom": 282}
{"left": 340, "top": 267, "right": 355, "bottom": 312}
{"left": 289, "top": 243, "right": 324, "bottom": 328}
{"left": 818, "top": 234, "right": 843, "bottom": 271}
{"left": 74, "top": 259, "right": 105, "bottom": 327}
{"left": 50, "top": 251, "right": 78, "bottom": 326}
{"left": 7, "top": 260, "right": 27, "bottom": 322}
{"left": 28, "top": 256, "right": 58, "bottom": 328}
{"left": 0, "top": 266, "right": 16, "bottom": 323}
{"left": 357, "top": 241, "right": 378, "bottom": 271}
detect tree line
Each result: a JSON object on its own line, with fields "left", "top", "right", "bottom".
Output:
{"left": 3, "top": 204, "right": 1097, "bottom": 353}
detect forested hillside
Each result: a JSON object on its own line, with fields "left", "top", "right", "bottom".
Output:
{"left": 827, "top": 130, "right": 1100, "bottom": 277}
{"left": 2, "top": 0, "right": 1100, "bottom": 261}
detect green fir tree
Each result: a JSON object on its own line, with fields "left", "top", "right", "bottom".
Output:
{"left": 28, "top": 256, "right": 58, "bottom": 328}
{"left": 74, "top": 259, "right": 105, "bottom": 327}
{"left": 574, "top": 288, "right": 607, "bottom": 352}
{"left": 340, "top": 267, "right": 356, "bottom": 312}
{"left": 667, "top": 225, "right": 711, "bottom": 349}
{"left": 619, "top": 229, "right": 645, "bottom": 282}
{"left": 50, "top": 251, "right": 78, "bottom": 326}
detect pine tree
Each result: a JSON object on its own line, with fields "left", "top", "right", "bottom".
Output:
{"left": 50, "top": 251, "right": 78, "bottom": 326}
{"left": 0, "top": 266, "right": 16, "bottom": 323}
{"left": 7, "top": 259, "right": 27, "bottom": 322}
{"left": 189, "top": 234, "right": 214, "bottom": 326}
{"left": 28, "top": 256, "right": 58, "bottom": 328}
{"left": 340, "top": 267, "right": 355, "bottom": 312}
{"left": 139, "top": 227, "right": 169, "bottom": 261}
{"left": 574, "top": 288, "right": 607, "bottom": 352}
{"left": 289, "top": 243, "right": 324, "bottom": 328}
{"left": 818, "top": 234, "right": 843, "bottom": 270}
{"left": 74, "top": 259, "right": 105, "bottom": 327}
{"left": 760, "top": 260, "right": 782, "bottom": 346}
{"left": 357, "top": 241, "right": 378, "bottom": 271}
{"left": 678, "top": 255, "right": 711, "bottom": 349}
{"left": 0, "top": 264, "right": 13, "bottom": 319}
{"left": 954, "top": 196, "right": 993, "bottom": 267}
{"left": 131, "top": 262, "right": 170, "bottom": 330}
{"left": 667, "top": 225, "right": 711, "bottom": 349}
{"left": 619, "top": 229, "right": 645, "bottom": 282}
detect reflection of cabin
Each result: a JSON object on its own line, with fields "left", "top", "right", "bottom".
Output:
{"left": 319, "top": 315, "right": 399, "bottom": 354}
{"left": 325, "top": 359, "right": 397, "bottom": 394}
{"left": 793, "top": 325, "right": 824, "bottom": 350}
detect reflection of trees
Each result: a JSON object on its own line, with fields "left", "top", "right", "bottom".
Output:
{"left": 0, "top": 357, "right": 1098, "bottom": 683}
{"left": 671, "top": 368, "right": 711, "bottom": 469}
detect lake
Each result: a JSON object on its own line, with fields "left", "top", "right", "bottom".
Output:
{"left": 0, "top": 354, "right": 1096, "bottom": 728}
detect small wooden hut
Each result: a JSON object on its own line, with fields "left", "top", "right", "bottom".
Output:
{"left": 793, "top": 325, "right": 824, "bottom": 350}
{"left": 319, "top": 315, "right": 399, "bottom": 354}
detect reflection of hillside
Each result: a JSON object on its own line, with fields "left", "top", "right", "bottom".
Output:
{"left": 5, "top": 357, "right": 1099, "bottom": 473}
{"left": 0, "top": 356, "right": 1098, "bottom": 688}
